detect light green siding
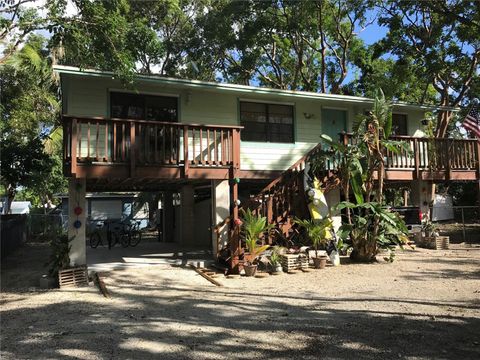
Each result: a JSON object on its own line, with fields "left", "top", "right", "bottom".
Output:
{"left": 63, "top": 74, "right": 427, "bottom": 171}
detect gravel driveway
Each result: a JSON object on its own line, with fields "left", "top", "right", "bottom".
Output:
{"left": 1, "top": 244, "right": 479, "bottom": 359}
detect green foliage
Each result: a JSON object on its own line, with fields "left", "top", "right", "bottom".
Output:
{"left": 47, "top": 230, "right": 72, "bottom": 278}
{"left": 268, "top": 246, "right": 283, "bottom": 267}
{"left": 376, "top": 1, "right": 479, "bottom": 136}
{"left": 241, "top": 208, "right": 272, "bottom": 263}
{"left": 312, "top": 89, "right": 410, "bottom": 262}
{"left": 335, "top": 201, "right": 409, "bottom": 262}
{"left": 0, "top": 35, "right": 66, "bottom": 212}
{"left": 294, "top": 217, "right": 333, "bottom": 257}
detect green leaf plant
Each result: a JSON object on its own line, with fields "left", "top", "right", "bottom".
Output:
{"left": 293, "top": 218, "right": 333, "bottom": 259}
{"left": 241, "top": 208, "right": 273, "bottom": 265}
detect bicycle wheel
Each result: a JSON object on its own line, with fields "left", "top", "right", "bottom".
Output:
{"left": 89, "top": 232, "right": 102, "bottom": 248}
{"left": 119, "top": 233, "right": 130, "bottom": 248}
{"left": 129, "top": 230, "right": 142, "bottom": 247}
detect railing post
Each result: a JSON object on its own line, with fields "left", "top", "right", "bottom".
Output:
{"left": 231, "top": 129, "right": 241, "bottom": 221}
{"left": 476, "top": 140, "right": 480, "bottom": 179}
{"left": 130, "top": 121, "right": 136, "bottom": 178}
{"left": 183, "top": 125, "right": 189, "bottom": 178}
{"left": 71, "top": 118, "right": 77, "bottom": 177}
{"left": 414, "top": 138, "right": 420, "bottom": 179}
{"left": 446, "top": 139, "right": 451, "bottom": 180}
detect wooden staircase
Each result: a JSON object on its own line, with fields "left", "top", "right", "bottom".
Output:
{"left": 220, "top": 143, "right": 340, "bottom": 272}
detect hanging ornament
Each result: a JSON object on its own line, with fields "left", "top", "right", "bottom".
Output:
{"left": 234, "top": 218, "right": 243, "bottom": 226}
{"left": 74, "top": 206, "right": 83, "bottom": 215}
{"left": 73, "top": 220, "right": 82, "bottom": 229}
{"left": 234, "top": 199, "right": 241, "bottom": 206}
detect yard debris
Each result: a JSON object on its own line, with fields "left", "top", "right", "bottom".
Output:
{"left": 93, "top": 272, "right": 111, "bottom": 298}
{"left": 189, "top": 264, "right": 223, "bottom": 287}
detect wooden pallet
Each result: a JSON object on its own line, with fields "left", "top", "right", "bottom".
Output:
{"left": 280, "top": 254, "right": 309, "bottom": 272}
{"left": 419, "top": 236, "right": 449, "bottom": 250}
{"left": 58, "top": 265, "right": 89, "bottom": 288}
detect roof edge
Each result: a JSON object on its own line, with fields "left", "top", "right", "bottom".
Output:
{"left": 53, "top": 65, "right": 458, "bottom": 112}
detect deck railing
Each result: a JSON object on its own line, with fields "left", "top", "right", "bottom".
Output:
{"left": 63, "top": 116, "right": 242, "bottom": 178}
{"left": 342, "top": 134, "right": 480, "bottom": 177}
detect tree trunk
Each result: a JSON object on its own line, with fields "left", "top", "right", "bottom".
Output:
{"left": 435, "top": 109, "right": 453, "bottom": 138}
{"left": 4, "top": 185, "right": 16, "bottom": 214}
{"left": 350, "top": 236, "right": 377, "bottom": 262}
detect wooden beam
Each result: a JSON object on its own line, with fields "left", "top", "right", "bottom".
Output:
{"left": 71, "top": 118, "right": 77, "bottom": 177}
{"left": 189, "top": 264, "right": 223, "bottom": 287}
{"left": 130, "top": 121, "right": 136, "bottom": 177}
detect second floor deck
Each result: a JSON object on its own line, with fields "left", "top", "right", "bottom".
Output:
{"left": 62, "top": 116, "right": 480, "bottom": 187}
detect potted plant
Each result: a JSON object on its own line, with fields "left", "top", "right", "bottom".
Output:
{"left": 241, "top": 209, "right": 272, "bottom": 276}
{"left": 294, "top": 217, "right": 333, "bottom": 269}
{"left": 269, "top": 246, "right": 284, "bottom": 274}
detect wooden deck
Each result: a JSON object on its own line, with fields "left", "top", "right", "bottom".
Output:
{"left": 343, "top": 134, "right": 480, "bottom": 182}
{"left": 62, "top": 116, "right": 479, "bottom": 190}
{"left": 63, "top": 116, "right": 242, "bottom": 188}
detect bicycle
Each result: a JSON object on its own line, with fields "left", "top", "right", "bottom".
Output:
{"left": 117, "top": 220, "right": 142, "bottom": 248}
{"left": 89, "top": 221, "right": 105, "bottom": 248}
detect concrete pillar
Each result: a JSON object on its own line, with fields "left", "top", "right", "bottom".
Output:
{"left": 411, "top": 179, "right": 434, "bottom": 218}
{"left": 68, "top": 178, "right": 87, "bottom": 266}
{"left": 211, "top": 180, "right": 230, "bottom": 257}
{"left": 180, "top": 185, "right": 195, "bottom": 246}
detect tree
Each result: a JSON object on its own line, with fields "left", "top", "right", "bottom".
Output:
{"left": 378, "top": 0, "right": 480, "bottom": 137}
{"left": 312, "top": 90, "right": 410, "bottom": 262}
{"left": 0, "top": 0, "right": 46, "bottom": 63}
{"left": 196, "top": 0, "right": 373, "bottom": 92}
{"left": 0, "top": 35, "right": 65, "bottom": 212}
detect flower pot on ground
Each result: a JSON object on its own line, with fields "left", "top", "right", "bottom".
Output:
{"left": 268, "top": 246, "right": 284, "bottom": 273}
{"left": 243, "top": 263, "right": 257, "bottom": 277}
{"left": 313, "top": 256, "right": 328, "bottom": 269}
{"left": 241, "top": 209, "right": 272, "bottom": 276}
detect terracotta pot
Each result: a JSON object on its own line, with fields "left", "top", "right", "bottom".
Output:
{"left": 313, "top": 256, "right": 327, "bottom": 269}
{"left": 244, "top": 264, "right": 257, "bottom": 277}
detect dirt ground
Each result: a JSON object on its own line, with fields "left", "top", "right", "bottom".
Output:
{"left": 1, "top": 243, "right": 479, "bottom": 360}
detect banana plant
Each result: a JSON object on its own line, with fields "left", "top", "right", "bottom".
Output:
{"left": 335, "top": 201, "right": 409, "bottom": 262}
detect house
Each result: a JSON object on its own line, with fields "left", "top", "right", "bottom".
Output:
{"left": 57, "top": 192, "right": 151, "bottom": 231}
{"left": 0, "top": 201, "right": 31, "bottom": 215}
{"left": 54, "top": 65, "right": 480, "bottom": 270}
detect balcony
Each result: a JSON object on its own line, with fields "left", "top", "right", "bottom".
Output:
{"left": 63, "top": 116, "right": 242, "bottom": 189}
{"left": 343, "top": 134, "right": 480, "bottom": 181}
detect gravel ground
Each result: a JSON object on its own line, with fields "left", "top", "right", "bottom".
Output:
{"left": 1, "top": 243, "right": 479, "bottom": 360}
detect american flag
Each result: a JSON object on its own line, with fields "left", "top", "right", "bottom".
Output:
{"left": 463, "top": 104, "right": 480, "bottom": 138}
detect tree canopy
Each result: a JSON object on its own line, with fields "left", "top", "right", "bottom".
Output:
{"left": 0, "top": 34, "right": 66, "bottom": 212}
{"left": 1, "top": 0, "right": 479, "bottom": 209}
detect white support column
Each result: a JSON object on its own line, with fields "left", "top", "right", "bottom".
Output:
{"left": 411, "top": 179, "right": 434, "bottom": 218}
{"left": 68, "top": 178, "right": 87, "bottom": 266}
{"left": 211, "top": 180, "right": 230, "bottom": 257}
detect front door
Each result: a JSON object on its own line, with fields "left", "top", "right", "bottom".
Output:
{"left": 321, "top": 108, "right": 347, "bottom": 143}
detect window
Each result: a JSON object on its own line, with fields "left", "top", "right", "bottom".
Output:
{"left": 392, "top": 114, "right": 407, "bottom": 135}
{"left": 110, "top": 92, "right": 178, "bottom": 122}
{"left": 240, "top": 101, "right": 294, "bottom": 143}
